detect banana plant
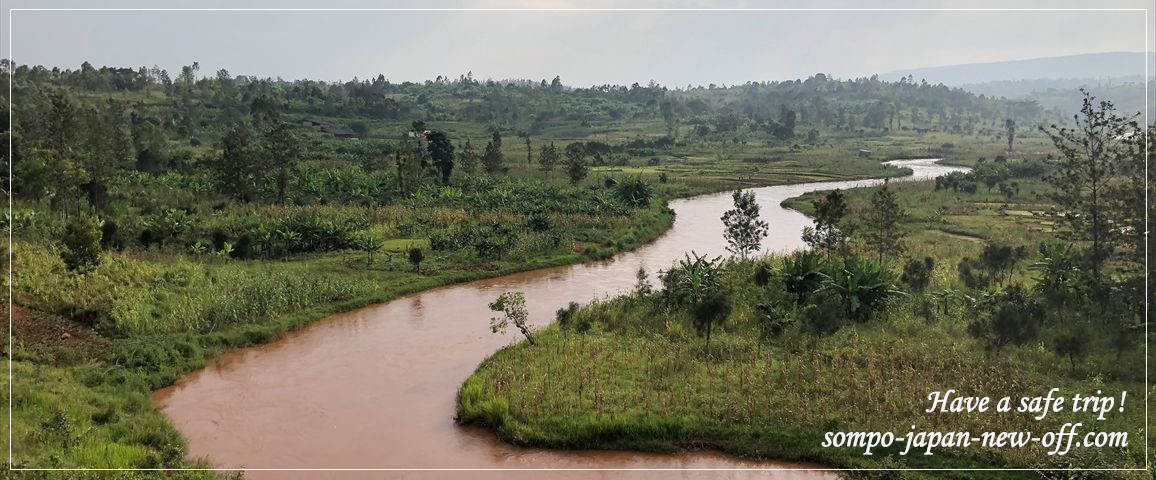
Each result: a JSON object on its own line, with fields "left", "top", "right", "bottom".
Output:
{"left": 819, "top": 257, "right": 903, "bottom": 322}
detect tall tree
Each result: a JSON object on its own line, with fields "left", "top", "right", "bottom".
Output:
{"left": 801, "top": 189, "right": 850, "bottom": 261}
{"left": 1040, "top": 91, "right": 1134, "bottom": 284}
{"left": 395, "top": 136, "right": 427, "bottom": 194}
{"left": 862, "top": 184, "right": 907, "bottom": 262}
{"left": 482, "top": 131, "right": 504, "bottom": 174}
{"left": 426, "top": 130, "right": 455, "bottom": 185}
{"left": 457, "top": 139, "right": 479, "bottom": 174}
{"left": 1005, "top": 118, "right": 1016, "bottom": 152}
{"left": 720, "top": 189, "right": 769, "bottom": 258}
{"left": 261, "top": 122, "right": 300, "bottom": 204}
{"left": 209, "top": 125, "right": 264, "bottom": 202}
{"left": 564, "top": 142, "right": 588, "bottom": 184}
{"left": 537, "top": 141, "right": 559, "bottom": 175}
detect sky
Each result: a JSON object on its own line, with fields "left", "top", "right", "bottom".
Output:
{"left": 1, "top": 0, "right": 1154, "bottom": 87}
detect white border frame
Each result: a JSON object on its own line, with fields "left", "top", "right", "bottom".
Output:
{"left": 2, "top": 4, "right": 1146, "bottom": 476}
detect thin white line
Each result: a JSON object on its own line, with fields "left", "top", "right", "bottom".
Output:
{"left": 1144, "top": 7, "right": 1151, "bottom": 471}
{"left": 7, "top": 6, "right": 12, "bottom": 471}
{"left": 6, "top": 7, "right": 1151, "bottom": 11}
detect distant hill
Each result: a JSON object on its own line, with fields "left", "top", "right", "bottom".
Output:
{"left": 878, "top": 53, "right": 1154, "bottom": 119}
{"left": 879, "top": 52, "right": 1154, "bottom": 86}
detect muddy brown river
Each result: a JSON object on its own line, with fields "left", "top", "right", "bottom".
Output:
{"left": 154, "top": 159, "right": 966, "bottom": 479}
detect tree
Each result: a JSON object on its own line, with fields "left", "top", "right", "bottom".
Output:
{"left": 524, "top": 135, "right": 532, "bottom": 165}
{"left": 564, "top": 142, "right": 588, "bottom": 184}
{"left": 665, "top": 252, "right": 726, "bottom": 355}
{"left": 721, "top": 189, "right": 768, "bottom": 258}
{"left": 1005, "top": 118, "right": 1016, "bottom": 151}
{"left": 862, "top": 184, "right": 907, "bottom": 262}
{"left": 900, "top": 257, "right": 935, "bottom": 291}
{"left": 261, "top": 122, "right": 300, "bottom": 204}
{"left": 61, "top": 216, "right": 102, "bottom": 273}
{"left": 489, "top": 291, "right": 535, "bottom": 345}
{"left": 395, "top": 136, "right": 426, "bottom": 194}
{"left": 820, "top": 257, "right": 899, "bottom": 322}
{"left": 1040, "top": 91, "right": 1136, "bottom": 285}
{"left": 537, "top": 141, "right": 559, "bottom": 174}
{"left": 967, "top": 285, "right": 1041, "bottom": 353}
{"left": 408, "top": 246, "right": 425, "bottom": 271}
{"left": 801, "top": 189, "right": 849, "bottom": 261}
{"left": 482, "top": 131, "right": 504, "bottom": 174}
{"left": 458, "top": 139, "right": 479, "bottom": 174}
{"left": 426, "top": 130, "right": 455, "bottom": 185}
{"left": 353, "top": 233, "right": 385, "bottom": 266}
{"left": 781, "top": 251, "right": 825, "bottom": 305}
{"left": 209, "top": 125, "right": 264, "bottom": 202}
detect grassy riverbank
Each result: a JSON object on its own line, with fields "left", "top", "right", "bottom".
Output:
{"left": 6, "top": 155, "right": 916, "bottom": 476}
{"left": 456, "top": 153, "right": 1148, "bottom": 478}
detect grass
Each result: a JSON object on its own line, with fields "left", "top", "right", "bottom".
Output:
{"left": 455, "top": 170, "right": 1148, "bottom": 478}
{"left": 8, "top": 147, "right": 916, "bottom": 471}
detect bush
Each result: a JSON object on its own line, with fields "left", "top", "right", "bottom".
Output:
{"left": 966, "top": 285, "right": 1042, "bottom": 353}
{"left": 614, "top": 176, "right": 654, "bottom": 208}
{"left": 901, "top": 257, "right": 935, "bottom": 291}
{"left": 61, "top": 217, "right": 102, "bottom": 273}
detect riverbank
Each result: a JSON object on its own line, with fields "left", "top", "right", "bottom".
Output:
{"left": 8, "top": 158, "right": 923, "bottom": 473}
{"left": 454, "top": 160, "right": 1146, "bottom": 477}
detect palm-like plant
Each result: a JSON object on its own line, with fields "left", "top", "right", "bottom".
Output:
{"left": 1031, "top": 242, "right": 1080, "bottom": 307}
{"left": 666, "top": 252, "right": 727, "bottom": 355}
{"left": 820, "top": 257, "right": 902, "bottom": 322}
{"left": 352, "top": 233, "right": 385, "bottom": 266}
{"left": 780, "top": 252, "right": 825, "bottom": 305}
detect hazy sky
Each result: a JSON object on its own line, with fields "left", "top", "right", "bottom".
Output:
{"left": 2, "top": 0, "right": 1154, "bottom": 87}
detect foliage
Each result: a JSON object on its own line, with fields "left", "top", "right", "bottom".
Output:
{"left": 613, "top": 176, "right": 654, "bottom": 208}
{"left": 427, "top": 130, "right": 456, "bottom": 185}
{"left": 1040, "top": 90, "right": 1140, "bottom": 283}
{"left": 861, "top": 184, "right": 906, "bottom": 262}
{"left": 900, "top": 257, "right": 935, "bottom": 291}
{"left": 801, "top": 189, "right": 848, "bottom": 261}
{"left": 819, "top": 257, "right": 901, "bottom": 322}
{"left": 61, "top": 216, "right": 102, "bottom": 273}
{"left": 779, "top": 251, "right": 825, "bottom": 306}
{"left": 564, "top": 142, "right": 588, "bottom": 184}
{"left": 720, "top": 189, "right": 769, "bottom": 258}
{"left": 966, "top": 285, "right": 1041, "bottom": 353}
{"left": 489, "top": 291, "right": 535, "bottom": 345}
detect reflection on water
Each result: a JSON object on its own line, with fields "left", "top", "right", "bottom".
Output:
{"left": 154, "top": 159, "right": 965, "bottom": 478}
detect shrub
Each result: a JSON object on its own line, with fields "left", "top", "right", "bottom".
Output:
{"left": 901, "top": 257, "right": 935, "bottom": 291}
{"left": 408, "top": 247, "right": 424, "bottom": 271}
{"left": 614, "top": 176, "right": 654, "bottom": 208}
{"left": 61, "top": 217, "right": 102, "bottom": 273}
{"left": 820, "top": 257, "right": 900, "bottom": 322}
{"left": 966, "top": 285, "right": 1042, "bottom": 353}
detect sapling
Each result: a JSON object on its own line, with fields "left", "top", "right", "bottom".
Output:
{"left": 489, "top": 291, "right": 535, "bottom": 345}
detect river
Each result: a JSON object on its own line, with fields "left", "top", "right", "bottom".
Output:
{"left": 154, "top": 158, "right": 966, "bottom": 479}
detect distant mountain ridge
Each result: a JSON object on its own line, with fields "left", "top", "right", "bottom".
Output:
{"left": 879, "top": 52, "right": 1155, "bottom": 86}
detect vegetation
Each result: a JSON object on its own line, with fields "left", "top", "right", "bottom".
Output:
{"left": 3, "top": 56, "right": 1135, "bottom": 475}
{"left": 458, "top": 91, "right": 1152, "bottom": 475}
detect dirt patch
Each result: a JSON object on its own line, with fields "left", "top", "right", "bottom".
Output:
{"left": 10, "top": 305, "right": 110, "bottom": 362}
